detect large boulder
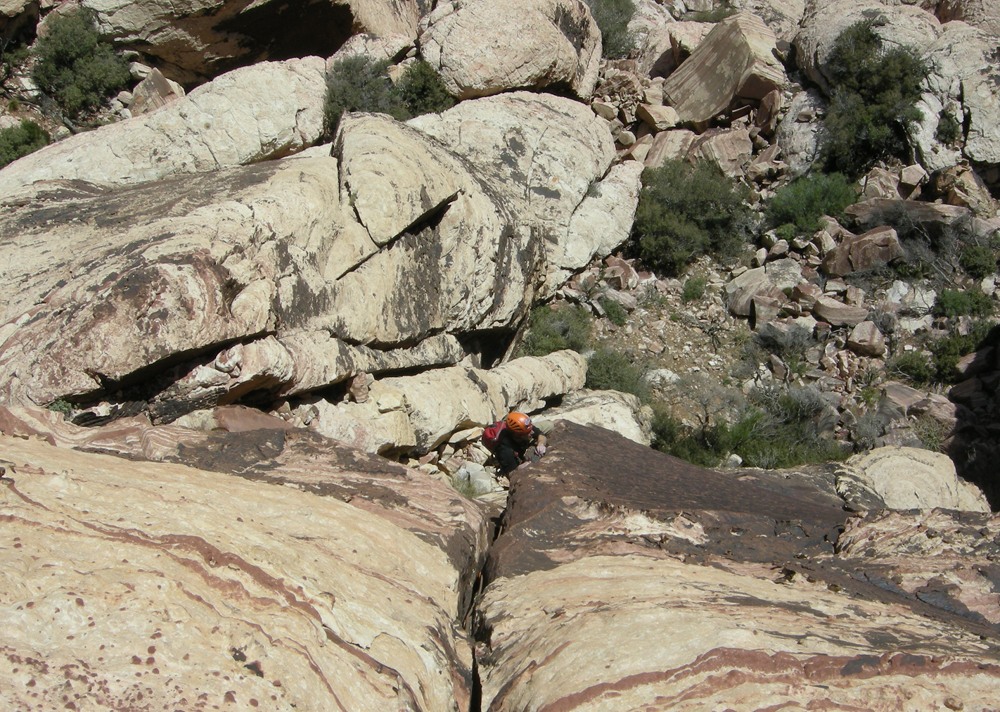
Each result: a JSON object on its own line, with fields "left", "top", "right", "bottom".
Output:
{"left": 730, "top": 0, "right": 806, "bottom": 42}
{"left": 0, "top": 58, "right": 327, "bottom": 192}
{"left": 0, "top": 113, "right": 539, "bottom": 416}
{"left": 821, "top": 225, "right": 904, "bottom": 277}
{"left": 476, "top": 422, "right": 1000, "bottom": 709}
{"left": 545, "top": 389, "right": 652, "bottom": 445}
{"left": 662, "top": 11, "right": 787, "bottom": 125}
{"left": 795, "top": 0, "right": 941, "bottom": 94}
{"left": 775, "top": 88, "right": 825, "bottom": 177}
{"left": 835, "top": 446, "right": 991, "bottom": 512}
{"left": 410, "top": 92, "right": 634, "bottom": 297}
{"left": 418, "top": 0, "right": 601, "bottom": 100}
{"left": 931, "top": 0, "right": 1000, "bottom": 34}
{"left": 82, "top": 0, "right": 422, "bottom": 85}
{"left": 0, "top": 424, "right": 487, "bottom": 711}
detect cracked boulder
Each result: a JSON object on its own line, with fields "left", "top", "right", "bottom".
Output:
{"left": 418, "top": 0, "right": 601, "bottom": 100}
{"left": 0, "top": 415, "right": 487, "bottom": 711}
{"left": 475, "top": 421, "right": 1000, "bottom": 710}
{"left": 0, "top": 58, "right": 327, "bottom": 193}
{"left": 0, "top": 113, "right": 537, "bottom": 417}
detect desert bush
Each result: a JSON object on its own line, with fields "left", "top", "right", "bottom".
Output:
{"left": 935, "top": 109, "right": 961, "bottom": 145}
{"left": 323, "top": 55, "right": 408, "bottom": 137}
{"left": 887, "top": 350, "right": 934, "bottom": 384}
{"left": 585, "top": 0, "right": 636, "bottom": 59}
{"left": 633, "top": 159, "right": 751, "bottom": 276}
{"left": 959, "top": 244, "right": 997, "bottom": 280}
{"left": 585, "top": 346, "right": 649, "bottom": 402}
{"left": 599, "top": 296, "right": 628, "bottom": 326}
{"left": 766, "top": 172, "right": 857, "bottom": 233}
{"left": 851, "top": 410, "right": 887, "bottom": 451}
{"left": 516, "top": 304, "right": 593, "bottom": 357}
{"left": 31, "top": 8, "right": 130, "bottom": 119}
{"left": 821, "top": 19, "right": 927, "bottom": 177}
{"left": 932, "top": 288, "right": 993, "bottom": 319}
{"left": 0, "top": 119, "right": 49, "bottom": 167}
{"left": 682, "top": 275, "right": 707, "bottom": 303}
{"left": 396, "top": 60, "right": 454, "bottom": 116}
{"left": 684, "top": 5, "right": 738, "bottom": 22}
{"left": 930, "top": 320, "right": 997, "bottom": 383}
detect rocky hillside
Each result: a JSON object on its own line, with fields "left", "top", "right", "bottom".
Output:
{"left": 1, "top": 0, "right": 999, "bottom": 709}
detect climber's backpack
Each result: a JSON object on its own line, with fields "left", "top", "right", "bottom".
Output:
{"left": 481, "top": 420, "right": 507, "bottom": 452}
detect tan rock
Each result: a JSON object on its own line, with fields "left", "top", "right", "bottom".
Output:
{"left": 544, "top": 389, "right": 652, "bottom": 445}
{"left": 129, "top": 67, "right": 185, "bottom": 115}
{"left": 846, "top": 320, "right": 886, "bottom": 357}
{"left": 418, "top": 0, "right": 601, "bottom": 100}
{"left": 663, "top": 12, "right": 787, "bottom": 124}
{"left": 692, "top": 126, "right": 753, "bottom": 177}
{"left": 637, "top": 103, "right": 680, "bottom": 131}
{"left": 812, "top": 295, "right": 869, "bottom": 326}
{"left": 821, "top": 226, "right": 904, "bottom": 278}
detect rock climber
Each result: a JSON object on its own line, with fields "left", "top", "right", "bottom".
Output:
{"left": 492, "top": 411, "right": 551, "bottom": 476}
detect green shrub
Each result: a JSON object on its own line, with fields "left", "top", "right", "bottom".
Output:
{"left": 821, "top": 19, "right": 927, "bottom": 177}
{"left": 31, "top": 8, "right": 130, "bottom": 119}
{"left": 396, "top": 60, "right": 454, "bottom": 116}
{"left": 633, "top": 159, "right": 751, "bottom": 276}
{"left": 600, "top": 296, "right": 628, "bottom": 326}
{"left": 0, "top": 119, "right": 49, "bottom": 167}
{"left": 516, "top": 304, "right": 593, "bottom": 357}
{"left": 682, "top": 275, "right": 707, "bottom": 303}
{"left": 585, "top": 0, "right": 636, "bottom": 59}
{"left": 585, "top": 346, "right": 649, "bottom": 402}
{"left": 887, "top": 350, "right": 934, "bottom": 384}
{"left": 773, "top": 223, "right": 797, "bottom": 242}
{"left": 935, "top": 110, "right": 961, "bottom": 145}
{"left": 766, "top": 172, "right": 857, "bottom": 233}
{"left": 685, "top": 6, "right": 738, "bottom": 22}
{"left": 932, "top": 288, "right": 993, "bottom": 319}
{"left": 959, "top": 244, "right": 997, "bottom": 280}
{"left": 930, "top": 320, "right": 997, "bottom": 383}
{"left": 323, "top": 55, "right": 408, "bottom": 137}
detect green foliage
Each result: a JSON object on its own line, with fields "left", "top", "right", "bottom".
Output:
{"left": 773, "top": 223, "right": 797, "bottom": 242}
{"left": 959, "top": 244, "right": 997, "bottom": 280}
{"left": 395, "top": 60, "right": 455, "bottom": 116}
{"left": 682, "top": 275, "right": 707, "bottom": 303}
{"left": 599, "top": 296, "right": 628, "bottom": 326}
{"left": 633, "top": 160, "right": 751, "bottom": 276}
{"left": 935, "top": 110, "right": 961, "bottom": 145}
{"left": 684, "top": 5, "right": 738, "bottom": 22}
{"left": 0, "top": 119, "right": 49, "bottom": 167}
{"left": 930, "top": 320, "right": 997, "bottom": 383}
{"left": 821, "top": 19, "right": 928, "bottom": 177}
{"left": 46, "top": 398, "right": 73, "bottom": 416}
{"left": 932, "top": 289, "right": 993, "bottom": 319}
{"left": 31, "top": 8, "right": 130, "bottom": 119}
{"left": 323, "top": 56, "right": 455, "bottom": 138}
{"left": 766, "top": 172, "right": 857, "bottom": 233}
{"left": 585, "top": 0, "right": 637, "bottom": 59}
{"left": 516, "top": 304, "right": 593, "bottom": 357}
{"left": 324, "top": 55, "right": 408, "bottom": 137}
{"left": 585, "top": 346, "right": 649, "bottom": 402}
{"left": 887, "top": 350, "right": 934, "bottom": 384}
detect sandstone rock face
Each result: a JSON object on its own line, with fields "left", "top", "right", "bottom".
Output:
{"left": 0, "top": 112, "right": 538, "bottom": 418}
{"left": 917, "top": 21, "right": 1000, "bottom": 169}
{"left": 477, "top": 422, "right": 1000, "bottom": 710}
{"left": 836, "top": 446, "right": 991, "bottom": 512}
{"left": 933, "top": 0, "right": 1000, "bottom": 34}
{"left": 795, "top": 0, "right": 941, "bottom": 94}
{"left": 82, "top": 0, "right": 421, "bottom": 85}
{"left": 724, "top": 258, "right": 803, "bottom": 316}
{"left": 544, "top": 388, "right": 652, "bottom": 445}
{"left": 663, "top": 11, "right": 787, "bottom": 124}
{"left": 775, "top": 88, "right": 824, "bottom": 177}
{"left": 410, "top": 92, "right": 630, "bottom": 297}
{"left": 731, "top": 0, "right": 806, "bottom": 42}
{"left": 418, "top": 0, "right": 601, "bottom": 100}
{"left": 0, "top": 58, "right": 327, "bottom": 192}
{"left": 0, "top": 427, "right": 487, "bottom": 711}
{"left": 821, "top": 225, "right": 904, "bottom": 277}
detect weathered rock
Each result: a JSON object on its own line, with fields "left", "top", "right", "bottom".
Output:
{"left": 0, "top": 0, "right": 37, "bottom": 41}
{"left": 724, "top": 258, "right": 804, "bottom": 316}
{"left": 639, "top": 20, "right": 714, "bottom": 78}
{"left": 82, "top": 0, "right": 421, "bottom": 85}
{"left": 930, "top": 163, "right": 1000, "bottom": 215}
{"left": 128, "top": 67, "right": 186, "bottom": 115}
{"left": 691, "top": 126, "right": 753, "bottom": 177}
{"left": 637, "top": 102, "right": 680, "bottom": 131}
{"left": 835, "top": 446, "right": 990, "bottom": 512}
{"left": 775, "top": 88, "right": 825, "bottom": 177}
{"left": 795, "top": 0, "right": 941, "bottom": 95}
{"left": 410, "top": 92, "right": 630, "bottom": 297}
{"left": 0, "top": 58, "right": 326, "bottom": 192}
{"left": 731, "top": 0, "right": 806, "bottom": 42}
{"left": 477, "top": 422, "right": 1000, "bottom": 710}
{"left": 932, "top": 0, "right": 1000, "bottom": 34}
{"left": 845, "top": 198, "right": 971, "bottom": 235}
{"left": 812, "top": 295, "right": 869, "bottom": 326}
{"left": 644, "top": 128, "right": 696, "bottom": 168}
{"left": 846, "top": 320, "right": 886, "bottom": 357}
{"left": 663, "top": 12, "right": 787, "bottom": 124}
{"left": 544, "top": 389, "right": 652, "bottom": 445}
{"left": 418, "top": 0, "right": 601, "bottom": 100}
{"left": 821, "top": 225, "right": 904, "bottom": 277}
{"left": 0, "top": 425, "right": 487, "bottom": 711}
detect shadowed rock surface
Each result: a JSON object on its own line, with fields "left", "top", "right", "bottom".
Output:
{"left": 476, "top": 422, "right": 1000, "bottom": 710}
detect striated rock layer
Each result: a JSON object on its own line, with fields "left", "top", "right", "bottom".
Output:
{"left": 476, "top": 422, "right": 1000, "bottom": 710}
{"left": 0, "top": 419, "right": 488, "bottom": 710}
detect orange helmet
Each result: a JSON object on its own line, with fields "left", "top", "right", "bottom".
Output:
{"left": 505, "top": 411, "right": 533, "bottom": 436}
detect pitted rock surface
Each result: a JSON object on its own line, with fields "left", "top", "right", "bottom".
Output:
{"left": 0, "top": 429, "right": 486, "bottom": 711}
